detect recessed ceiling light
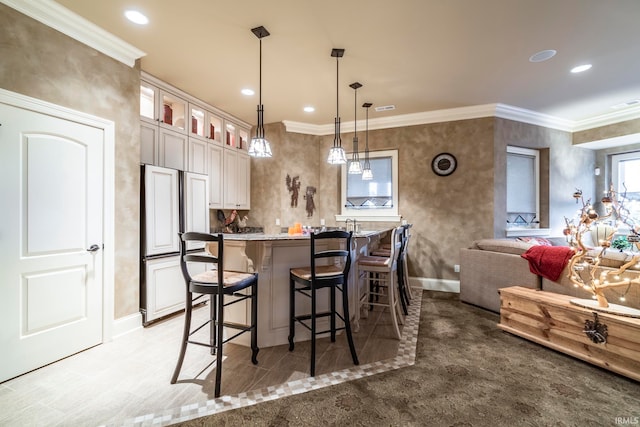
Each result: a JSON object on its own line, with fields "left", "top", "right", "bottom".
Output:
{"left": 571, "top": 64, "right": 592, "bottom": 73}
{"left": 529, "top": 50, "right": 557, "bottom": 63}
{"left": 124, "top": 10, "right": 148, "bottom": 25}
{"left": 303, "top": 106, "right": 315, "bottom": 113}
{"left": 241, "top": 88, "right": 255, "bottom": 96}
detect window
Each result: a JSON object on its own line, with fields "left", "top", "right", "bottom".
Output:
{"left": 337, "top": 149, "right": 400, "bottom": 222}
{"left": 506, "top": 146, "right": 539, "bottom": 229}
{"left": 611, "top": 151, "right": 640, "bottom": 228}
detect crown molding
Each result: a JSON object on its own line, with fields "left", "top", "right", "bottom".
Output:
{"left": 1, "top": 0, "right": 145, "bottom": 67}
{"left": 284, "top": 102, "right": 640, "bottom": 136}
{"left": 494, "top": 104, "right": 574, "bottom": 132}
{"left": 284, "top": 103, "right": 571, "bottom": 135}
{"left": 572, "top": 105, "right": 640, "bottom": 132}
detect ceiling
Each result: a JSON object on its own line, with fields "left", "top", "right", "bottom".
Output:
{"left": 54, "top": 0, "right": 640, "bottom": 128}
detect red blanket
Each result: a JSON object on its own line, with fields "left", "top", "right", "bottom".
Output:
{"left": 521, "top": 245, "right": 575, "bottom": 282}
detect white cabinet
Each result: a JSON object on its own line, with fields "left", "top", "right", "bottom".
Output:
{"left": 158, "top": 128, "right": 188, "bottom": 171}
{"left": 208, "top": 143, "right": 224, "bottom": 209}
{"left": 223, "top": 147, "right": 250, "bottom": 209}
{"left": 140, "top": 74, "right": 251, "bottom": 207}
{"left": 188, "top": 137, "right": 208, "bottom": 174}
{"left": 143, "top": 166, "right": 180, "bottom": 256}
{"left": 143, "top": 256, "right": 209, "bottom": 324}
{"left": 140, "top": 121, "right": 159, "bottom": 165}
{"left": 206, "top": 111, "right": 223, "bottom": 144}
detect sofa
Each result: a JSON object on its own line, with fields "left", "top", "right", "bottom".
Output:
{"left": 460, "top": 236, "right": 640, "bottom": 313}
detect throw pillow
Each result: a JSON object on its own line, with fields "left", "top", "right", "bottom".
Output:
{"left": 517, "top": 236, "right": 553, "bottom": 246}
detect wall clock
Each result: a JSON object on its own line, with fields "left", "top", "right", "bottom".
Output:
{"left": 431, "top": 153, "right": 457, "bottom": 176}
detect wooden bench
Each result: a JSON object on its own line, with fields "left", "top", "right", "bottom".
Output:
{"left": 498, "top": 286, "right": 640, "bottom": 382}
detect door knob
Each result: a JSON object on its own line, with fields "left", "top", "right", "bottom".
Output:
{"left": 87, "top": 244, "right": 101, "bottom": 253}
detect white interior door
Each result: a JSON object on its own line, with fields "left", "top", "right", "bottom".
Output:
{"left": 0, "top": 102, "right": 104, "bottom": 382}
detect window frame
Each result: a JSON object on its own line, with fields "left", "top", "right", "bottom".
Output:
{"left": 611, "top": 151, "right": 640, "bottom": 234}
{"left": 336, "top": 149, "right": 401, "bottom": 222}
{"left": 506, "top": 146, "right": 540, "bottom": 229}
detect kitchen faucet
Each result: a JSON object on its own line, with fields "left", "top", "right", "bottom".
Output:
{"left": 345, "top": 218, "right": 358, "bottom": 233}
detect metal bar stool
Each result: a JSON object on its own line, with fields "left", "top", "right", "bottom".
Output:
{"left": 288, "top": 230, "right": 359, "bottom": 377}
{"left": 171, "top": 232, "right": 258, "bottom": 398}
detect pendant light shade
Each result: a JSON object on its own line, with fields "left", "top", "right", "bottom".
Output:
{"left": 248, "top": 26, "right": 272, "bottom": 158}
{"left": 361, "top": 102, "right": 373, "bottom": 180}
{"left": 348, "top": 82, "right": 363, "bottom": 174}
{"left": 327, "top": 48, "right": 347, "bottom": 164}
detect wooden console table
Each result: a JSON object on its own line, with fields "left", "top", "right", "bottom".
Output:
{"left": 498, "top": 286, "right": 640, "bottom": 382}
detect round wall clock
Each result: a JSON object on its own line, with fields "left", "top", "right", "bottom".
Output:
{"left": 431, "top": 153, "right": 457, "bottom": 176}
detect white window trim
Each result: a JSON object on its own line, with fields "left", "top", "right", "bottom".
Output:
{"left": 611, "top": 151, "right": 640, "bottom": 234}
{"left": 506, "top": 146, "right": 540, "bottom": 230}
{"left": 336, "top": 149, "right": 401, "bottom": 222}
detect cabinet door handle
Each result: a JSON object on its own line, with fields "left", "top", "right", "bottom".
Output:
{"left": 87, "top": 244, "right": 101, "bottom": 253}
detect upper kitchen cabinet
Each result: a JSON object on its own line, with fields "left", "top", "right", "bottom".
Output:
{"left": 139, "top": 72, "right": 252, "bottom": 205}
{"left": 206, "top": 111, "right": 223, "bottom": 144}
{"left": 140, "top": 82, "right": 159, "bottom": 124}
{"left": 225, "top": 122, "right": 250, "bottom": 153}
{"left": 189, "top": 104, "right": 206, "bottom": 140}
{"left": 158, "top": 128, "right": 188, "bottom": 171}
{"left": 140, "top": 121, "right": 159, "bottom": 165}
{"left": 140, "top": 79, "right": 187, "bottom": 134}
{"left": 159, "top": 90, "right": 187, "bottom": 132}
{"left": 223, "top": 147, "right": 250, "bottom": 210}
{"left": 238, "top": 128, "right": 249, "bottom": 153}
{"left": 225, "top": 122, "right": 237, "bottom": 149}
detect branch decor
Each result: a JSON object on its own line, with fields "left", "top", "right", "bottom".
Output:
{"left": 564, "top": 184, "right": 640, "bottom": 314}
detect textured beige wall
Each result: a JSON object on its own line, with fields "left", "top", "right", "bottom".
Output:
{"left": 0, "top": 3, "right": 612, "bottom": 296}
{"left": 252, "top": 117, "right": 597, "bottom": 281}
{"left": 573, "top": 118, "right": 640, "bottom": 145}
{"left": 252, "top": 118, "right": 497, "bottom": 281}
{"left": 495, "top": 118, "right": 595, "bottom": 235}
{"left": 0, "top": 5, "right": 140, "bottom": 319}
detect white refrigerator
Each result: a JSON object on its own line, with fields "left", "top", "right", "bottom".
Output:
{"left": 140, "top": 165, "right": 210, "bottom": 325}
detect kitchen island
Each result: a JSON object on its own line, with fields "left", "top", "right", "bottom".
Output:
{"left": 213, "top": 230, "right": 391, "bottom": 347}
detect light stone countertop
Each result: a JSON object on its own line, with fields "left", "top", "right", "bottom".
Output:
{"left": 220, "top": 229, "right": 389, "bottom": 241}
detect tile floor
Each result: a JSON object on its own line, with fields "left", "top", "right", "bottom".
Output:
{"left": 0, "top": 290, "right": 421, "bottom": 427}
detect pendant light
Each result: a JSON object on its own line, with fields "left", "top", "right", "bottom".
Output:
{"left": 248, "top": 26, "right": 272, "bottom": 158}
{"left": 362, "top": 102, "right": 373, "bottom": 180}
{"left": 327, "top": 48, "right": 347, "bottom": 164}
{"left": 348, "top": 82, "right": 363, "bottom": 174}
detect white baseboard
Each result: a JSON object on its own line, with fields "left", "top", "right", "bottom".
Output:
{"left": 410, "top": 276, "right": 460, "bottom": 293}
{"left": 110, "top": 312, "right": 143, "bottom": 340}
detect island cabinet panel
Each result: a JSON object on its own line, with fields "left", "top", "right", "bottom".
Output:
{"left": 498, "top": 286, "right": 640, "bottom": 382}
{"left": 213, "top": 231, "right": 386, "bottom": 348}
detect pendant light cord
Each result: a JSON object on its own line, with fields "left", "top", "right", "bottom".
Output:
{"left": 257, "top": 37, "right": 263, "bottom": 139}
{"left": 334, "top": 55, "right": 341, "bottom": 148}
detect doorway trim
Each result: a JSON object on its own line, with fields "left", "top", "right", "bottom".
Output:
{"left": 0, "top": 87, "right": 115, "bottom": 341}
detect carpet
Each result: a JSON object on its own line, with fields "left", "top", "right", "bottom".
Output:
{"left": 173, "top": 291, "right": 640, "bottom": 426}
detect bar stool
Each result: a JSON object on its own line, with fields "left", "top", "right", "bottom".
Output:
{"left": 371, "top": 225, "right": 411, "bottom": 314}
{"left": 171, "top": 232, "right": 258, "bottom": 398}
{"left": 357, "top": 226, "right": 404, "bottom": 339}
{"left": 288, "top": 230, "right": 359, "bottom": 377}
{"left": 400, "top": 224, "right": 414, "bottom": 301}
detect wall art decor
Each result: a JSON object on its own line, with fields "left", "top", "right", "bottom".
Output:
{"left": 285, "top": 174, "right": 301, "bottom": 208}
{"left": 304, "top": 186, "right": 316, "bottom": 217}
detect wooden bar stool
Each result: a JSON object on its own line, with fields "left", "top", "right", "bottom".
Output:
{"left": 171, "top": 232, "right": 259, "bottom": 398}
{"left": 288, "top": 230, "right": 359, "bottom": 377}
{"left": 357, "top": 226, "right": 404, "bottom": 339}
